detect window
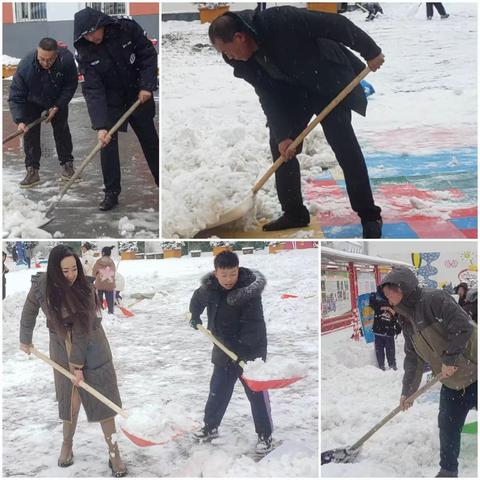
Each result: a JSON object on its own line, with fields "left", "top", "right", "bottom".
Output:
{"left": 14, "top": 3, "right": 47, "bottom": 22}
{"left": 87, "top": 3, "right": 127, "bottom": 16}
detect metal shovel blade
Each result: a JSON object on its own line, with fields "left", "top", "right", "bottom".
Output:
{"left": 242, "top": 375, "right": 305, "bottom": 392}
{"left": 203, "top": 191, "right": 255, "bottom": 230}
{"left": 321, "top": 446, "right": 360, "bottom": 465}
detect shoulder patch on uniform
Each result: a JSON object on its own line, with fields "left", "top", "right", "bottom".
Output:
{"left": 122, "top": 40, "right": 132, "bottom": 48}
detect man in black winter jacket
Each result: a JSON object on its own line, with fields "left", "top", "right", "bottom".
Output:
{"left": 209, "top": 6, "right": 385, "bottom": 237}
{"left": 73, "top": 7, "right": 159, "bottom": 211}
{"left": 8, "top": 38, "right": 78, "bottom": 188}
{"left": 189, "top": 251, "right": 273, "bottom": 454}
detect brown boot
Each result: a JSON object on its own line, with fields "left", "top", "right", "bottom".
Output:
{"left": 61, "top": 161, "right": 75, "bottom": 180}
{"left": 58, "top": 413, "right": 78, "bottom": 468}
{"left": 19, "top": 167, "right": 40, "bottom": 188}
{"left": 101, "top": 419, "right": 127, "bottom": 477}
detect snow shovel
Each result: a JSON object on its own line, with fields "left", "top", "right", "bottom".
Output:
{"left": 203, "top": 66, "right": 372, "bottom": 230}
{"left": 2, "top": 114, "right": 48, "bottom": 145}
{"left": 197, "top": 324, "right": 304, "bottom": 391}
{"left": 28, "top": 345, "right": 180, "bottom": 448}
{"left": 321, "top": 373, "right": 442, "bottom": 465}
{"left": 40, "top": 99, "right": 142, "bottom": 225}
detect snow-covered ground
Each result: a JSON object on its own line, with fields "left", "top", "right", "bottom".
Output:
{"left": 321, "top": 328, "right": 477, "bottom": 477}
{"left": 2, "top": 248, "right": 319, "bottom": 477}
{"left": 162, "top": 3, "right": 477, "bottom": 237}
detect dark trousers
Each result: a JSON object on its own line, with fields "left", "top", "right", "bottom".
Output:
{"left": 24, "top": 106, "right": 73, "bottom": 169}
{"left": 269, "top": 105, "right": 381, "bottom": 222}
{"left": 100, "top": 98, "right": 159, "bottom": 194}
{"left": 374, "top": 334, "right": 396, "bottom": 368}
{"left": 438, "top": 381, "right": 477, "bottom": 473}
{"left": 426, "top": 3, "right": 447, "bottom": 16}
{"left": 98, "top": 290, "right": 114, "bottom": 314}
{"left": 204, "top": 364, "right": 273, "bottom": 436}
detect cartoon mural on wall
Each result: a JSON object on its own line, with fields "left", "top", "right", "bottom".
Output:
{"left": 412, "top": 249, "right": 477, "bottom": 289}
{"left": 411, "top": 251, "right": 440, "bottom": 288}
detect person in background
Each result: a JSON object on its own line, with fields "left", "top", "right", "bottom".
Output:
{"left": 454, "top": 282, "right": 468, "bottom": 307}
{"left": 369, "top": 287, "right": 401, "bottom": 370}
{"left": 426, "top": 3, "right": 449, "bottom": 20}
{"left": 3, "top": 251, "right": 9, "bottom": 300}
{"left": 92, "top": 246, "right": 116, "bottom": 315}
{"left": 80, "top": 242, "right": 96, "bottom": 277}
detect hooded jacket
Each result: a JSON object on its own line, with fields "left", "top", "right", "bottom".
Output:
{"left": 73, "top": 7, "right": 157, "bottom": 130}
{"left": 220, "top": 7, "right": 381, "bottom": 141}
{"left": 92, "top": 256, "right": 116, "bottom": 292}
{"left": 189, "top": 267, "right": 267, "bottom": 366}
{"left": 8, "top": 47, "right": 78, "bottom": 124}
{"left": 19, "top": 272, "right": 121, "bottom": 422}
{"left": 380, "top": 267, "right": 477, "bottom": 395}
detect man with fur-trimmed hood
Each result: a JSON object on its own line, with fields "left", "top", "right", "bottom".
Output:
{"left": 189, "top": 250, "right": 273, "bottom": 454}
{"left": 381, "top": 266, "right": 477, "bottom": 478}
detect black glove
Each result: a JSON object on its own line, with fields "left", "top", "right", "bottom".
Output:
{"left": 190, "top": 316, "right": 202, "bottom": 330}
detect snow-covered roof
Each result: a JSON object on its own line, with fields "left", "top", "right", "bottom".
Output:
{"left": 321, "top": 246, "right": 412, "bottom": 268}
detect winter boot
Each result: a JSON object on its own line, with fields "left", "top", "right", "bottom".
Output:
{"left": 441, "top": 14, "right": 449, "bottom": 19}
{"left": 58, "top": 413, "right": 79, "bottom": 468}
{"left": 101, "top": 419, "right": 127, "bottom": 477}
{"left": 435, "top": 468, "right": 458, "bottom": 477}
{"left": 192, "top": 425, "right": 219, "bottom": 442}
{"left": 362, "top": 219, "right": 383, "bottom": 238}
{"left": 19, "top": 167, "right": 40, "bottom": 188}
{"left": 99, "top": 191, "right": 119, "bottom": 211}
{"left": 255, "top": 434, "right": 274, "bottom": 455}
{"left": 262, "top": 213, "right": 310, "bottom": 231}
{"left": 61, "top": 161, "right": 75, "bottom": 180}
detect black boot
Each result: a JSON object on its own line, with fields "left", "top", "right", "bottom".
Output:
{"left": 263, "top": 213, "right": 310, "bottom": 231}
{"left": 435, "top": 468, "right": 458, "bottom": 477}
{"left": 99, "top": 191, "right": 119, "bottom": 211}
{"left": 362, "top": 219, "right": 383, "bottom": 238}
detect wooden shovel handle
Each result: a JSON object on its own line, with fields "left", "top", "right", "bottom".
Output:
{"left": 197, "top": 324, "right": 246, "bottom": 369}
{"left": 3, "top": 114, "right": 48, "bottom": 145}
{"left": 252, "top": 66, "right": 371, "bottom": 194}
{"left": 29, "top": 346, "right": 128, "bottom": 419}
{"left": 350, "top": 373, "right": 442, "bottom": 451}
{"left": 45, "top": 99, "right": 142, "bottom": 216}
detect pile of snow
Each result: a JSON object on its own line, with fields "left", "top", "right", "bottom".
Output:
{"left": 118, "top": 216, "right": 135, "bottom": 236}
{"left": 3, "top": 178, "right": 52, "bottom": 238}
{"left": 243, "top": 358, "right": 307, "bottom": 381}
{"left": 121, "top": 403, "right": 198, "bottom": 444}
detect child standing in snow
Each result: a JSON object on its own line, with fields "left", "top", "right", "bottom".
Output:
{"left": 369, "top": 287, "right": 401, "bottom": 370}
{"left": 93, "top": 246, "right": 116, "bottom": 315}
{"left": 189, "top": 251, "right": 273, "bottom": 454}
{"left": 19, "top": 245, "right": 126, "bottom": 476}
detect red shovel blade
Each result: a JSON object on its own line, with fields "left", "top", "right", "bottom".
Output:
{"left": 119, "top": 306, "right": 135, "bottom": 318}
{"left": 102, "top": 299, "right": 108, "bottom": 310}
{"left": 281, "top": 293, "right": 298, "bottom": 299}
{"left": 121, "top": 422, "right": 200, "bottom": 448}
{"left": 241, "top": 375, "right": 305, "bottom": 392}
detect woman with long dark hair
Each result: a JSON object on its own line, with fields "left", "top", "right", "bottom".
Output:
{"left": 19, "top": 245, "right": 127, "bottom": 477}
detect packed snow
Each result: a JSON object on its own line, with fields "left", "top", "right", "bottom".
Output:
{"left": 3, "top": 247, "right": 318, "bottom": 477}
{"left": 243, "top": 357, "right": 308, "bottom": 381}
{"left": 321, "top": 328, "right": 477, "bottom": 477}
{"left": 162, "top": 3, "right": 476, "bottom": 237}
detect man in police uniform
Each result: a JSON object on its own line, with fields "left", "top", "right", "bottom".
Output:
{"left": 73, "top": 7, "right": 159, "bottom": 211}
{"left": 8, "top": 37, "right": 78, "bottom": 188}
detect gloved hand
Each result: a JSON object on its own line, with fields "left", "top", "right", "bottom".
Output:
{"left": 188, "top": 312, "right": 202, "bottom": 330}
